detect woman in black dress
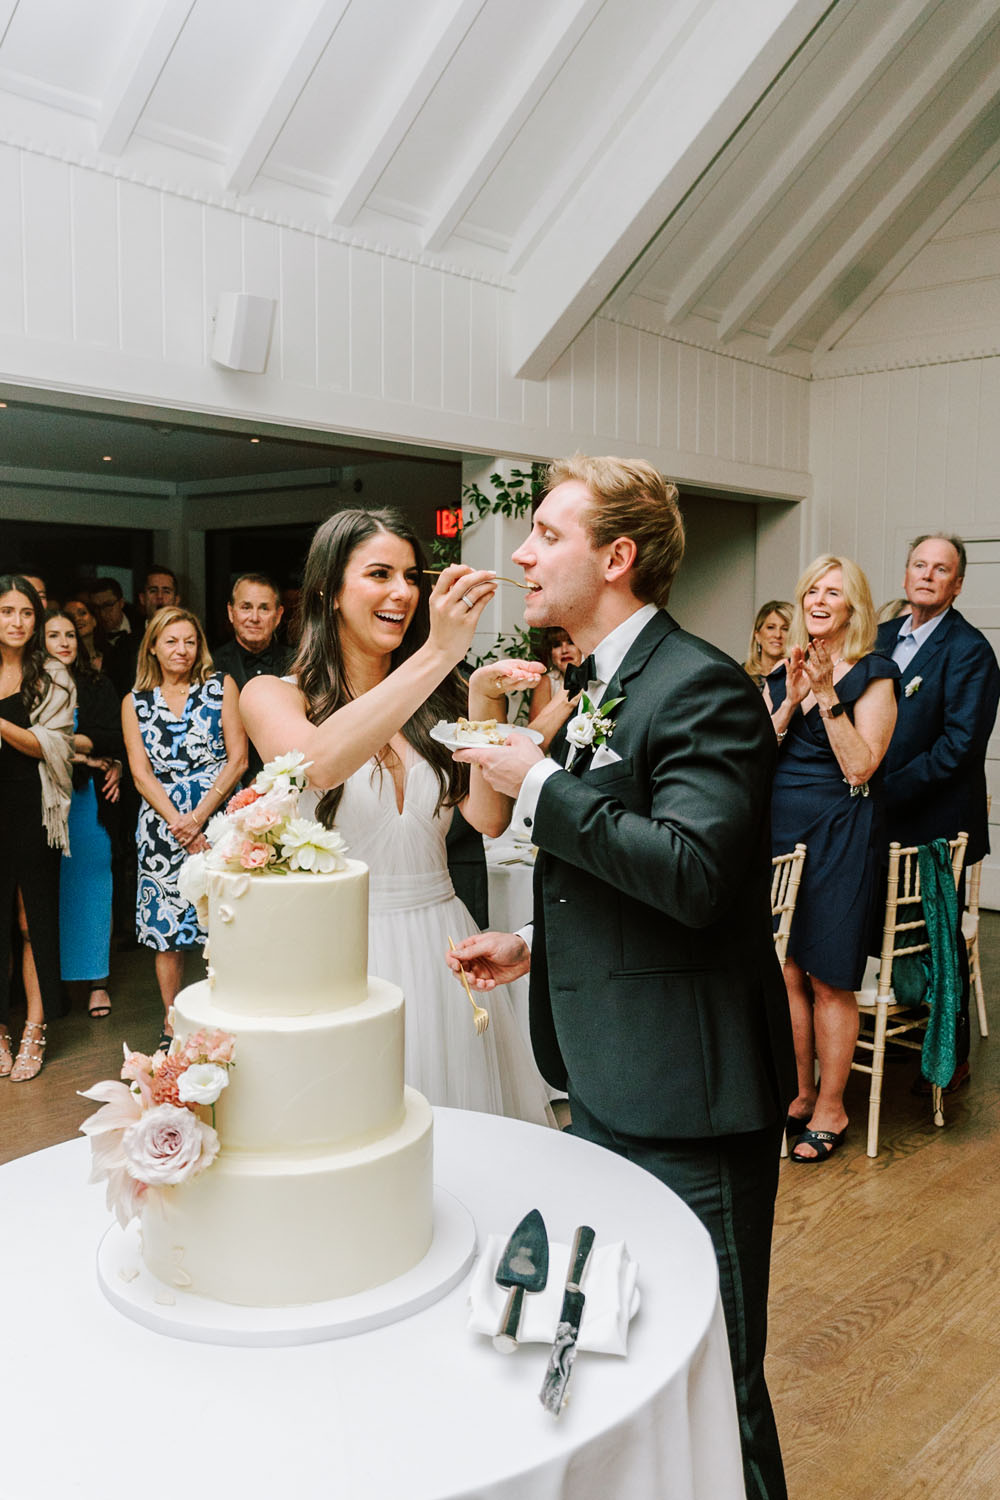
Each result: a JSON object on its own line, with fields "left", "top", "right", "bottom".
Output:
{"left": 0, "top": 577, "right": 75, "bottom": 1080}
{"left": 765, "top": 556, "right": 898, "bottom": 1161}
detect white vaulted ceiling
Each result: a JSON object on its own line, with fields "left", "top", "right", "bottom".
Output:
{"left": 1, "top": 0, "right": 998, "bottom": 380}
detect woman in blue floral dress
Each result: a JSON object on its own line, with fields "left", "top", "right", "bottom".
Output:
{"left": 122, "top": 607, "right": 247, "bottom": 1046}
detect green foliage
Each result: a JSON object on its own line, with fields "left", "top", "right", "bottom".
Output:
{"left": 431, "top": 464, "right": 544, "bottom": 569}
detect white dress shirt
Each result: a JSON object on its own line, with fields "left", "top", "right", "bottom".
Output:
{"left": 510, "top": 603, "right": 659, "bottom": 840}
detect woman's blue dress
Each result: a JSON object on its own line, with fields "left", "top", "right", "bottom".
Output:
{"left": 770, "top": 653, "right": 899, "bottom": 989}
{"left": 59, "top": 712, "right": 113, "bottom": 981}
{"left": 132, "top": 673, "right": 226, "bottom": 952}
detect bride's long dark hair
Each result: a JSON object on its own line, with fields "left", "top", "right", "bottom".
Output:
{"left": 291, "top": 508, "right": 468, "bottom": 826}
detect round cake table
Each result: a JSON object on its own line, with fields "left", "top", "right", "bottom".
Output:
{"left": 4, "top": 1110, "right": 745, "bottom": 1500}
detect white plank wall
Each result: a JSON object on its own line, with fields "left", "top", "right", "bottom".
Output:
{"left": 811, "top": 359, "right": 1000, "bottom": 906}
{"left": 0, "top": 143, "right": 810, "bottom": 497}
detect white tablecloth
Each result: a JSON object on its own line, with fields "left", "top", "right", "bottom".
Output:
{"left": 5, "top": 1113, "right": 745, "bottom": 1500}
{"left": 486, "top": 830, "right": 535, "bottom": 935}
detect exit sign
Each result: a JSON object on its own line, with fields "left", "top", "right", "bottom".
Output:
{"left": 435, "top": 508, "right": 463, "bottom": 538}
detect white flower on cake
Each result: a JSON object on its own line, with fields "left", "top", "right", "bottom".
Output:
{"left": 177, "top": 1062, "right": 230, "bottom": 1106}
{"left": 79, "top": 1029, "right": 236, "bottom": 1227}
{"left": 176, "top": 751, "right": 347, "bottom": 887}
{"left": 123, "top": 1104, "right": 220, "bottom": 1186}
{"left": 177, "top": 851, "right": 210, "bottom": 927}
{"left": 279, "top": 818, "right": 348, "bottom": 873}
{"left": 253, "top": 750, "right": 312, "bottom": 794}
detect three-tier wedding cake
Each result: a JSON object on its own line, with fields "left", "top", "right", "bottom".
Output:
{"left": 82, "top": 754, "right": 434, "bottom": 1310}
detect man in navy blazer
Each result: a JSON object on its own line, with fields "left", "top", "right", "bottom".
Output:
{"left": 876, "top": 533, "right": 1000, "bottom": 1079}
{"left": 449, "top": 457, "right": 795, "bottom": 1500}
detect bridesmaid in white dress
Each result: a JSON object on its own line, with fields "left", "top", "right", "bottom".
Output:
{"left": 242, "top": 508, "right": 555, "bottom": 1126}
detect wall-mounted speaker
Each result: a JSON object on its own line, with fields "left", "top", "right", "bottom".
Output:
{"left": 211, "top": 294, "right": 276, "bottom": 373}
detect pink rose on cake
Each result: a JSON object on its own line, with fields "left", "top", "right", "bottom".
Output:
{"left": 239, "top": 840, "right": 275, "bottom": 870}
{"left": 242, "top": 800, "right": 283, "bottom": 833}
{"left": 123, "top": 1104, "right": 220, "bottom": 1186}
{"left": 180, "top": 1028, "right": 235, "bottom": 1066}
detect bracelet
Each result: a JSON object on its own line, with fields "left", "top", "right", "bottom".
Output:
{"left": 776, "top": 730, "right": 787, "bottom": 743}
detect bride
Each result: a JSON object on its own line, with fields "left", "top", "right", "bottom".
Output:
{"left": 242, "top": 507, "right": 555, "bottom": 1126}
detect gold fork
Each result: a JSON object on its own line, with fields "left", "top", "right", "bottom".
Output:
{"left": 448, "top": 936, "right": 490, "bottom": 1035}
{"left": 424, "top": 570, "right": 534, "bottom": 590}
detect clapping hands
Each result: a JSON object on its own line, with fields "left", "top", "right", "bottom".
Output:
{"left": 785, "top": 639, "right": 838, "bottom": 706}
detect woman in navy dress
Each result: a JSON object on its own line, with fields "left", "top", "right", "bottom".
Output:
{"left": 766, "top": 556, "right": 898, "bottom": 1162}
{"left": 122, "top": 607, "right": 247, "bottom": 1047}
{"left": 44, "top": 608, "right": 123, "bottom": 1018}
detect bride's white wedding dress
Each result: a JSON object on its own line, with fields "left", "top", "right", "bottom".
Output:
{"left": 303, "top": 750, "right": 555, "bottom": 1127}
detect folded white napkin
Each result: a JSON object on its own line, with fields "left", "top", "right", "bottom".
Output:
{"left": 467, "top": 1235, "right": 640, "bottom": 1355}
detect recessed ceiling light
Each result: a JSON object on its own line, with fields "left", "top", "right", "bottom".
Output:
{"left": 102, "top": 455, "right": 112, "bottom": 462}
{"left": 0, "top": 402, "right": 7, "bottom": 409}
{"left": 250, "top": 437, "right": 261, "bottom": 444}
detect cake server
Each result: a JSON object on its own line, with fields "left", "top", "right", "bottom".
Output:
{"left": 493, "top": 1208, "right": 549, "bottom": 1353}
{"left": 539, "top": 1224, "right": 596, "bottom": 1415}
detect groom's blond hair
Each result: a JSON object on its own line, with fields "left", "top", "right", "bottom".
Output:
{"left": 545, "top": 455, "right": 684, "bottom": 608}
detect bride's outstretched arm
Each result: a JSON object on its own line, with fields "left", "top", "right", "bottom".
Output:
{"left": 240, "top": 566, "right": 497, "bottom": 789}
{"left": 461, "top": 659, "right": 545, "bottom": 836}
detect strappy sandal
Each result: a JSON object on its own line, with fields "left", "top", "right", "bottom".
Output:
{"left": 11, "top": 1021, "right": 47, "bottom": 1082}
{"left": 87, "top": 987, "right": 112, "bottom": 1019}
{"left": 0, "top": 1029, "right": 12, "bottom": 1078}
{"left": 790, "top": 1126, "right": 846, "bottom": 1163}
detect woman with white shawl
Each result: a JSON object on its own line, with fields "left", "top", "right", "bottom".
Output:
{"left": 0, "top": 575, "right": 75, "bottom": 1080}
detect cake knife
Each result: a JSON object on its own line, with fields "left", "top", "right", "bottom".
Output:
{"left": 493, "top": 1208, "right": 549, "bottom": 1353}
{"left": 539, "top": 1224, "right": 596, "bottom": 1415}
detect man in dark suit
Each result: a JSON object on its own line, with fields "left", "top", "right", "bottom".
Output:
{"left": 876, "top": 533, "right": 1000, "bottom": 1085}
{"left": 213, "top": 573, "right": 292, "bottom": 786}
{"left": 91, "top": 577, "right": 141, "bottom": 698}
{"left": 448, "top": 456, "right": 795, "bottom": 1500}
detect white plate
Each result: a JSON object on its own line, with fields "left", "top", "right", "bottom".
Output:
{"left": 430, "top": 721, "right": 544, "bottom": 753}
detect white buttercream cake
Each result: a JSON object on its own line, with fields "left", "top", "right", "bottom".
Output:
{"left": 140, "top": 862, "right": 434, "bottom": 1306}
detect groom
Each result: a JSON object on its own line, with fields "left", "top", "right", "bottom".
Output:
{"left": 450, "top": 456, "right": 795, "bottom": 1500}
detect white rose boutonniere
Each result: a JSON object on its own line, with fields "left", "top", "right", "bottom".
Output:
{"left": 904, "top": 675, "right": 922, "bottom": 698}
{"left": 566, "top": 692, "right": 625, "bottom": 755}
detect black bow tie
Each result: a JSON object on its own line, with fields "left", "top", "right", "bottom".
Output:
{"left": 564, "top": 655, "right": 596, "bottom": 698}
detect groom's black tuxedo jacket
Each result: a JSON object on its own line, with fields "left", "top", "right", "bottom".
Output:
{"left": 528, "top": 610, "right": 795, "bottom": 1140}
{"left": 876, "top": 609, "right": 999, "bottom": 866}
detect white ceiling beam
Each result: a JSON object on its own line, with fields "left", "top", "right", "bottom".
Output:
{"left": 768, "top": 67, "right": 1000, "bottom": 355}
{"left": 421, "top": 0, "right": 604, "bottom": 254}
{"left": 96, "top": 0, "right": 196, "bottom": 157}
{"left": 716, "top": 0, "right": 1000, "bottom": 343}
{"left": 812, "top": 135, "right": 1000, "bottom": 363}
{"left": 661, "top": 0, "right": 939, "bottom": 326}
{"left": 327, "top": 0, "right": 486, "bottom": 226}
{"left": 0, "top": 2, "right": 20, "bottom": 45}
{"left": 506, "top": 0, "right": 707, "bottom": 278}
{"left": 510, "top": 0, "right": 830, "bottom": 380}
{"left": 224, "top": 0, "right": 351, "bottom": 196}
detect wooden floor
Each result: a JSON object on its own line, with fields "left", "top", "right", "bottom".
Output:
{"left": 3, "top": 918, "right": 999, "bottom": 1499}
